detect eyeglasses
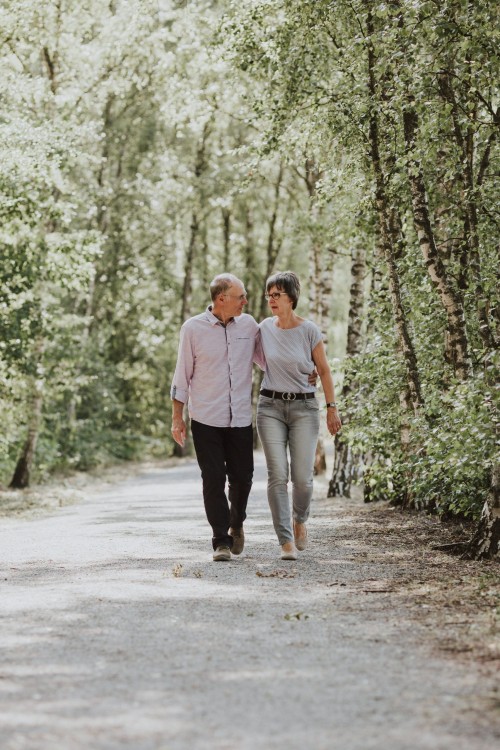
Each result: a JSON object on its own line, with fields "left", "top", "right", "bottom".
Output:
{"left": 223, "top": 293, "right": 247, "bottom": 301}
{"left": 265, "top": 292, "right": 286, "bottom": 301}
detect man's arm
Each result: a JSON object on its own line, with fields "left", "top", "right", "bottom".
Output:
{"left": 170, "top": 324, "right": 193, "bottom": 447}
{"left": 171, "top": 398, "right": 187, "bottom": 447}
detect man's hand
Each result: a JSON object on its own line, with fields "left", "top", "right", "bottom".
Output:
{"left": 308, "top": 368, "right": 318, "bottom": 386}
{"left": 171, "top": 398, "right": 187, "bottom": 447}
{"left": 171, "top": 417, "right": 187, "bottom": 447}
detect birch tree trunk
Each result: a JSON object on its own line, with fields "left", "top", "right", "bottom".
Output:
{"left": 306, "top": 159, "right": 323, "bottom": 325}
{"left": 179, "top": 211, "right": 198, "bottom": 324}
{"left": 305, "top": 158, "right": 333, "bottom": 339}
{"left": 257, "top": 162, "right": 284, "bottom": 323}
{"left": 403, "top": 105, "right": 472, "bottom": 380}
{"left": 243, "top": 207, "right": 258, "bottom": 317}
{"left": 365, "top": 11, "right": 424, "bottom": 416}
{"left": 181, "top": 119, "right": 212, "bottom": 321}
{"left": 222, "top": 207, "right": 231, "bottom": 271}
{"left": 175, "top": 122, "right": 212, "bottom": 457}
{"left": 437, "top": 69, "right": 496, "bottom": 351}
{"left": 9, "top": 338, "right": 45, "bottom": 489}
{"left": 242, "top": 207, "right": 261, "bottom": 445}
{"left": 254, "top": 164, "right": 285, "bottom": 448}
{"left": 305, "top": 158, "right": 329, "bottom": 474}
{"left": 67, "top": 269, "right": 96, "bottom": 435}
{"left": 328, "top": 241, "right": 366, "bottom": 497}
{"left": 315, "top": 243, "right": 335, "bottom": 473}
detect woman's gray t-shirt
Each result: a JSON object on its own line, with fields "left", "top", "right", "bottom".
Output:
{"left": 259, "top": 317, "right": 323, "bottom": 393}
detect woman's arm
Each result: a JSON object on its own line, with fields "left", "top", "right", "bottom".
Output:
{"left": 312, "top": 341, "right": 342, "bottom": 436}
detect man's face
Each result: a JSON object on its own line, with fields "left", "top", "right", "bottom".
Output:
{"left": 221, "top": 282, "right": 248, "bottom": 318}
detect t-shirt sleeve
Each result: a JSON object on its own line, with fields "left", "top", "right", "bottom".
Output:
{"left": 309, "top": 322, "right": 323, "bottom": 351}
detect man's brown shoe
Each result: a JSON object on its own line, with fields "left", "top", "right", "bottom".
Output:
{"left": 229, "top": 527, "right": 245, "bottom": 555}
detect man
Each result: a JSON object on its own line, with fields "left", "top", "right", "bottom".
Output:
{"left": 171, "top": 273, "right": 264, "bottom": 561}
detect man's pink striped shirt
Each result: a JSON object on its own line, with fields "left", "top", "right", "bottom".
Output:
{"left": 171, "top": 307, "right": 265, "bottom": 428}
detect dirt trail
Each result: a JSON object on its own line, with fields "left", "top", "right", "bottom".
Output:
{"left": 0, "top": 453, "right": 498, "bottom": 750}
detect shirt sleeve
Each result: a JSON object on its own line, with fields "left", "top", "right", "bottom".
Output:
{"left": 253, "top": 327, "right": 266, "bottom": 370}
{"left": 170, "top": 323, "right": 193, "bottom": 403}
{"left": 309, "top": 322, "right": 323, "bottom": 351}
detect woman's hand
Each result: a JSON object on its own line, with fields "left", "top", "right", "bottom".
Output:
{"left": 326, "top": 407, "right": 342, "bottom": 436}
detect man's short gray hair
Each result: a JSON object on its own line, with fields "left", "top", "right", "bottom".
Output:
{"left": 210, "top": 273, "right": 243, "bottom": 301}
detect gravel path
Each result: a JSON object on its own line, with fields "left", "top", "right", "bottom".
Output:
{"left": 0, "top": 453, "right": 498, "bottom": 750}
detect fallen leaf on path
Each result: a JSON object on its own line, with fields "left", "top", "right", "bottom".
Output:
{"left": 256, "top": 569, "right": 296, "bottom": 579}
{"left": 284, "top": 612, "right": 309, "bottom": 621}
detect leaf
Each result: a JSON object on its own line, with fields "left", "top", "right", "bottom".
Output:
{"left": 172, "top": 563, "right": 183, "bottom": 578}
{"left": 284, "top": 611, "right": 309, "bottom": 621}
{"left": 256, "top": 568, "right": 296, "bottom": 578}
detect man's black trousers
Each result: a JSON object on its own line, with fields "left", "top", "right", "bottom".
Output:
{"left": 191, "top": 420, "right": 254, "bottom": 550}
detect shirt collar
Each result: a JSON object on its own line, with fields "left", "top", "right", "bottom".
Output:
{"left": 206, "top": 305, "right": 237, "bottom": 327}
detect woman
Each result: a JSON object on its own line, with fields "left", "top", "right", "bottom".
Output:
{"left": 257, "top": 271, "right": 342, "bottom": 560}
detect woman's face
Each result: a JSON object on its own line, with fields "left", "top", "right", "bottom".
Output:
{"left": 267, "top": 285, "right": 292, "bottom": 315}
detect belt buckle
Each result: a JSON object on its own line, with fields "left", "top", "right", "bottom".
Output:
{"left": 283, "top": 392, "right": 296, "bottom": 401}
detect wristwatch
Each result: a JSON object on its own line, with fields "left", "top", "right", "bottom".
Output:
{"left": 326, "top": 402, "right": 338, "bottom": 409}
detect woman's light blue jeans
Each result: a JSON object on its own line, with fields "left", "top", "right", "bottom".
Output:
{"left": 256, "top": 395, "right": 320, "bottom": 545}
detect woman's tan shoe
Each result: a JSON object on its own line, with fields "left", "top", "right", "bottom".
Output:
{"left": 293, "top": 521, "right": 308, "bottom": 551}
{"left": 281, "top": 542, "right": 298, "bottom": 561}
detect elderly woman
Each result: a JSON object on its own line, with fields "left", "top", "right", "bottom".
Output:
{"left": 257, "top": 271, "right": 342, "bottom": 560}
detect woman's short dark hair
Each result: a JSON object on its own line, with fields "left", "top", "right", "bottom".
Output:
{"left": 266, "top": 271, "right": 301, "bottom": 310}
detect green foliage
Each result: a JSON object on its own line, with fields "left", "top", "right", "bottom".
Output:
{"left": 1, "top": 0, "right": 498, "bottom": 532}
{"left": 409, "top": 377, "right": 497, "bottom": 518}
{"left": 344, "top": 362, "right": 498, "bottom": 519}
{"left": 360, "top": 371, "right": 496, "bottom": 520}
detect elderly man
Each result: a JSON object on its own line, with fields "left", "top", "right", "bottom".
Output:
{"left": 171, "top": 273, "right": 265, "bottom": 561}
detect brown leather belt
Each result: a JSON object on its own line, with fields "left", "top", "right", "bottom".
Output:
{"left": 260, "top": 389, "right": 315, "bottom": 401}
